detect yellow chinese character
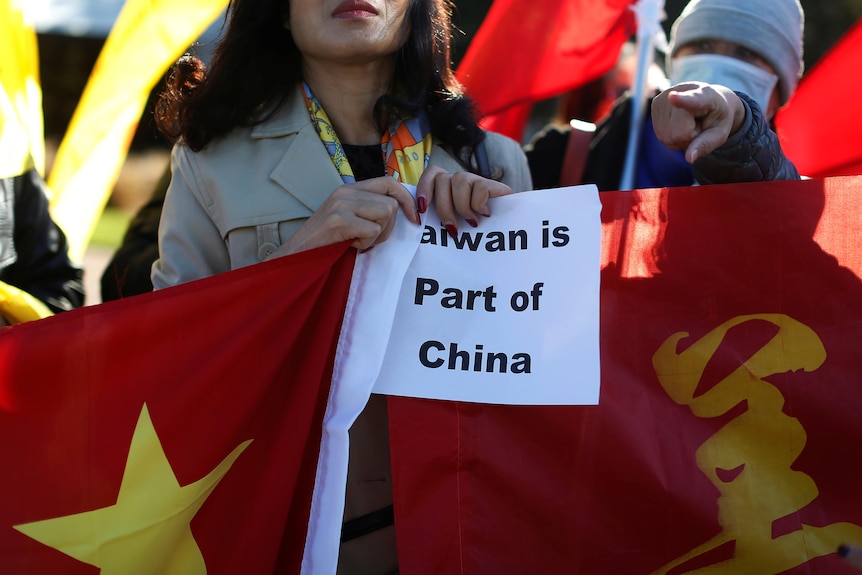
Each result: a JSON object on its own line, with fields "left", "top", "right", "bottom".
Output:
{"left": 651, "top": 314, "right": 862, "bottom": 574}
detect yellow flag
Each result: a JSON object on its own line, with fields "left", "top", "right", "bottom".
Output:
{"left": 0, "top": 280, "right": 53, "bottom": 324}
{"left": 0, "top": 0, "right": 43, "bottom": 178}
{"left": 48, "top": 0, "right": 229, "bottom": 261}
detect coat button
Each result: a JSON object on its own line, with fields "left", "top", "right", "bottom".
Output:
{"left": 258, "top": 242, "right": 278, "bottom": 261}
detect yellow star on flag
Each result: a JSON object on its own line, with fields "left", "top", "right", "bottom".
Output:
{"left": 14, "top": 404, "right": 252, "bottom": 574}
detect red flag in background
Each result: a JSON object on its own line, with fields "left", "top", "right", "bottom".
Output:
{"left": 455, "top": 0, "right": 636, "bottom": 140}
{"left": 389, "top": 176, "right": 862, "bottom": 574}
{"left": 777, "top": 19, "right": 862, "bottom": 178}
{"left": 0, "top": 243, "right": 355, "bottom": 574}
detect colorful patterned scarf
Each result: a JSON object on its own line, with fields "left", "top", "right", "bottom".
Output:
{"left": 302, "top": 82, "right": 432, "bottom": 186}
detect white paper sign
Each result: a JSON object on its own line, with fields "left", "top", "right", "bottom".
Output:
{"left": 368, "top": 184, "right": 602, "bottom": 405}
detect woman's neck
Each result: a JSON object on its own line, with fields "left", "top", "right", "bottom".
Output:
{"left": 302, "top": 59, "right": 395, "bottom": 145}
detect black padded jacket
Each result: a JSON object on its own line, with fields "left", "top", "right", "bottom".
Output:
{"left": 0, "top": 168, "right": 85, "bottom": 313}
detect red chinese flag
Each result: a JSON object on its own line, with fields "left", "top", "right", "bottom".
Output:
{"left": 0, "top": 242, "right": 355, "bottom": 574}
{"left": 777, "top": 19, "right": 862, "bottom": 178}
{"left": 389, "top": 176, "right": 862, "bottom": 574}
{"left": 455, "top": 0, "right": 636, "bottom": 139}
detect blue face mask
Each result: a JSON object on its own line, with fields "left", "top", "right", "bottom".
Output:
{"left": 669, "top": 53, "right": 779, "bottom": 118}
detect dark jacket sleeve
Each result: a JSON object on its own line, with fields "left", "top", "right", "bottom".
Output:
{"left": 100, "top": 166, "right": 169, "bottom": 301}
{"left": 524, "top": 124, "right": 570, "bottom": 190}
{"left": 693, "top": 92, "right": 800, "bottom": 185}
{"left": 1, "top": 169, "right": 85, "bottom": 312}
{"left": 581, "top": 96, "right": 635, "bottom": 192}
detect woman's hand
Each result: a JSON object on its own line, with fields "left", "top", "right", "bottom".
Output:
{"left": 268, "top": 176, "right": 419, "bottom": 258}
{"left": 416, "top": 165, "right": 513, "bottom": 238}
{"left": 651, "top": 82, "right": 746, "bottom": 163}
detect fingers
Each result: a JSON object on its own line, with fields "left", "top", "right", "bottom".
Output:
{"left": 416, "top": 165, "right": 512, "bottom": 237}
{"left": 327, "top": 183, "right": 402, "bottom": 250}
{"left": 416, "top": 165, "right": 445, "bottom": 215}
{"left": 354, "top": 177, "right": 419, "bottom": 225}
{"left": 685, "top": 129, "right": 726, "bottom": 163}
{"left": 275, "top": 183, "right": 405, "bottom": 255}
{"left": 652, "top": 104, "right": 700, "bottom": 151}
{"left": 349, "top": 190, "right": 404, "bottom": 248}
{"left": 673, "top": 85, "right": 738, "bottom": 162}
{"left": 666, "top": 85, "right": 721, "bottom": 118}
{"left": 652, "top": 82, "right": 738, "bottom": 163}
{"left": 651, "top": 85, "right": 700, "bottom": 151}
{"left": 286, "top": 169, "right": 512, "bottom": 256}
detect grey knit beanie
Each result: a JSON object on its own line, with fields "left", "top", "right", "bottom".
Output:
{"left": 668, "top": 0, "right": 804, "bottom": 104}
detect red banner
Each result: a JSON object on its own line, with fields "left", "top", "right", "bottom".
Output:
{"left": 0, "top": 242, "right": 355, "bottom": 574}
{"left": 4, "top": 179, "right": 862, "bottom": 573}
{"left": 389, "top": 176, "right": 862, "bottom": 574}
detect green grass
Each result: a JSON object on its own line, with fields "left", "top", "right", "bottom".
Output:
{"left": 89, "top": 207, "right": 132, "bottom": 250}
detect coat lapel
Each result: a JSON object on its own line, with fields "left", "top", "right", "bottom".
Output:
{"left": 255, "top": 89, "right": 344, "bottom": 213}
{"left": 270, "top": 127, "right": 344, "bottom": 212}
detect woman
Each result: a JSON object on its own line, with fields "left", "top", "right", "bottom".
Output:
{"left": 152, "top": 0, "right": 531, "bottom": 571}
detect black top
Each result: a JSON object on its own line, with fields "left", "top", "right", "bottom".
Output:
{"left": 524, "top": 126, "right": 570, "bottom": 191}
{"left": 101, "top": 166, "right": 170, "bottom": 302}
{"left": 343, "top": 144, "right": 386, "bottom": 181}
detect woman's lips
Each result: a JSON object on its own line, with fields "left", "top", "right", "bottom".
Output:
{"left": 332, "top": 0, "right": 378, "bottom": 18}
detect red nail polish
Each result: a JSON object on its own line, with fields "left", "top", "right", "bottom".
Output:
{"left": 466, "top": 218, "right": 478, "bottom": 228}
{"left": 418, "top": 196, "right": 427, "bottom": 213}
{"left": 445, "top": 224, "right": 458, "bottom": 239}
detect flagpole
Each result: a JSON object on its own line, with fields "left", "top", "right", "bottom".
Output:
{"left": 618, "top": 0, "right": 666, "bottom": 191}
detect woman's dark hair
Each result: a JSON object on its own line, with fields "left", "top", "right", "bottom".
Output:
{"left": 156, "top": 0, "right": 485, "bottom": 169}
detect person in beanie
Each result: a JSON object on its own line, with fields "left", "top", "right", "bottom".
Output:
{"left": 668, "top": 0, "right": 804, "bottom": 116}
{"left": 525, "top": 0, "right": 804, "bottom": 191}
